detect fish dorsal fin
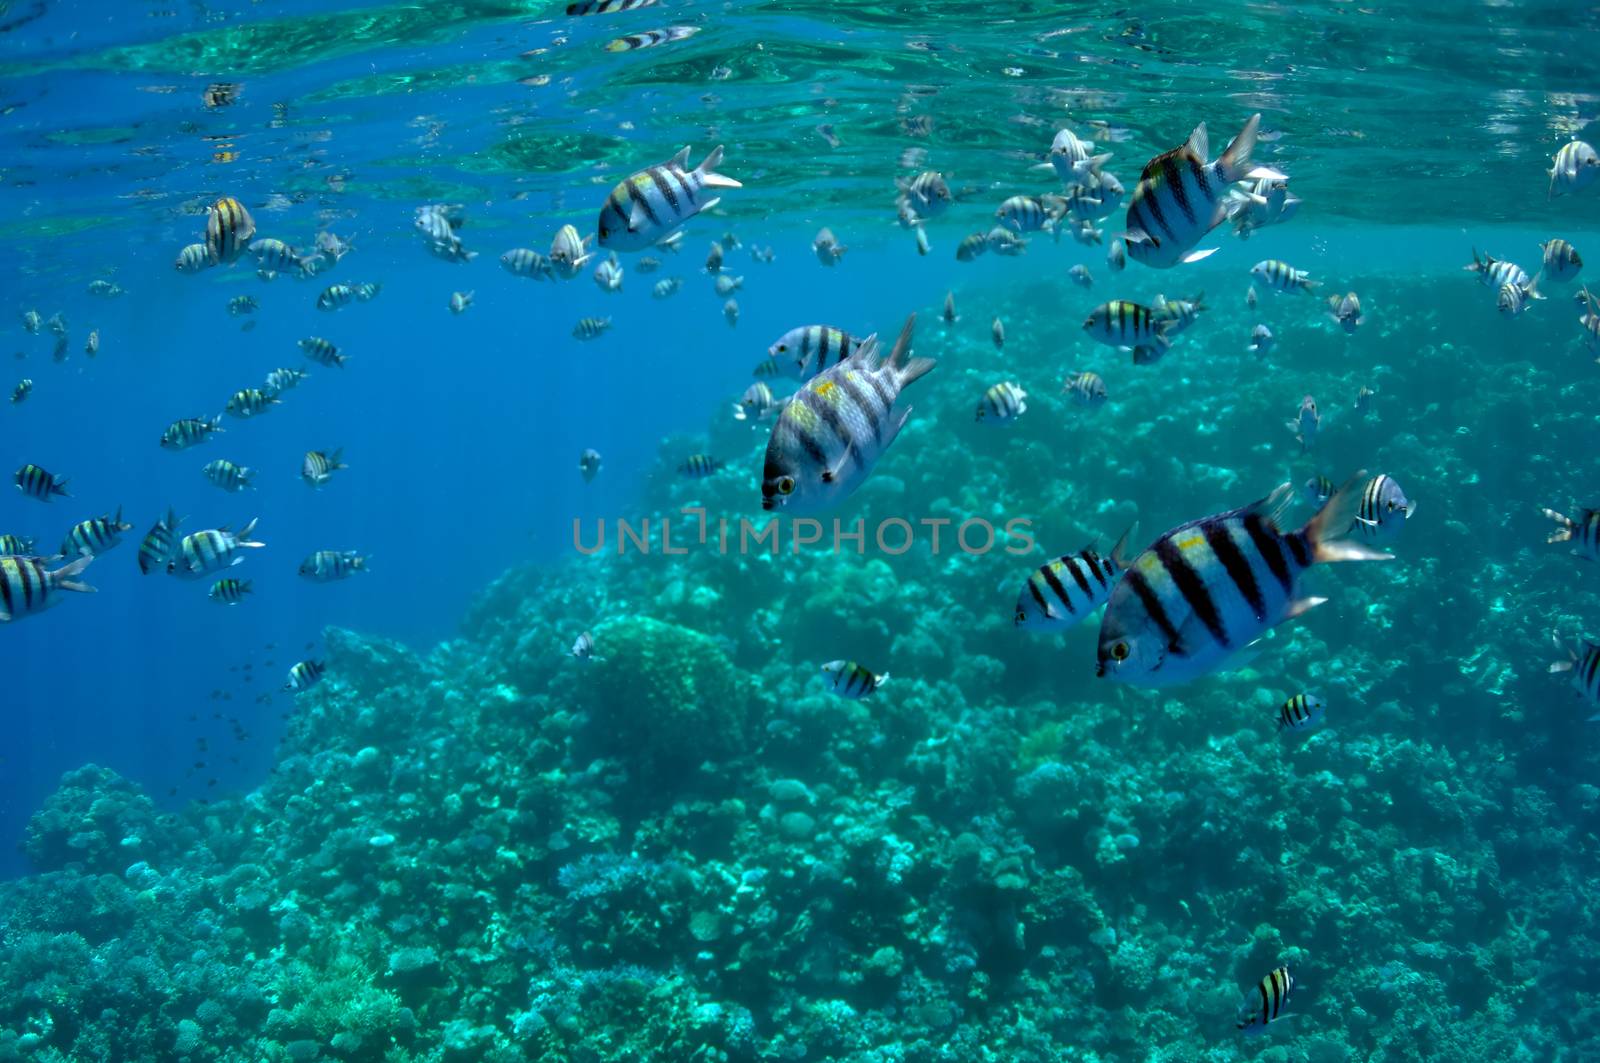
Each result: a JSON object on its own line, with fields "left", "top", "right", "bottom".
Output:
{"left": 1186, "top": 122, "right": 1209, "bottom": 160}
{"left": 1244, "top": 482, "right": 1297, "bottom": 533}
{"left": 670, "top": 145, "right": 691, "bottom": 171}
{"left": 848, "top": 333, "right": 881, "bottom": 369}
{"left": 1138, "top": 147, "right": 1186, "bottom": 182}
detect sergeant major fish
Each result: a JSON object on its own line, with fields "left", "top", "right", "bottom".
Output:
{"left": 1278, "top": 691, "right": 1326, "bottom": 732}
{"left": 169, "top": 519, "right": 264, "bottom": 580}
{"left": 204, "top": 196, "right": 255, "bottom": 265}
{"left": 813, "top": 227, "right": 847, "bottom": 266}
{"left": 299, "top": 550, "right": 367, "bottom": 582}
{"left": 138, "top": 508, "right": 182, "bottom": 575}
{"left": 209, "top": 578, "right": 252, "bottom": 604}
{"left": 975, "top": 381, "right": 1026, "bottom": 424}
{"left": 1062, "top": 370, "right": 1108, "bottom": 408}
{"left": 0, "top": 554, "right": 94, "bottom": 623}
{"left": 298, "top": 337, "right": 346, "bottom": 368}
{"left": 1550, "top": 636, "right": 1600, "bottom": 714}
{"left": 1236, "top": 966, "right": 1295, "bottom": 1034}
{"left": 1539, "top": 239, "right": 1583, "bottom": 285}
{"left": 821, "top": 660, "right": 888, "bottom": 698}
{"left": 161, "top": 416, "right": 223, "bottom": 450}
{"left": 61, "top": 507, "right": 132, "bottom": 558}
{"left": 1287, "top": 395, "right": 1319, "bottom": 451}
{"left": 767, "top": 325, "right": 863, "bottom": 381}
{"left": 596, "top": 145, "right": 740, "bottom": 252}
{"left": 1326, "top": 291, "right": 1365, "bottom": 333}
{"left": 1251, "top": 259, "right": 1319, "bottom": 294}
{"left": 1549, "top": 140, "right": 1600, "bottom": 199}
{"left": 1013, "top": 529, "right": 1133, "bottom": 631}
{"left": 302, "top": 449, "right": 347, "bottom": 488}
{"left": 284, "top": 660, "right": 326, "bottom": 692}
{"left": 1247, "top": 324, "right": 1274, "bottom": 357}
{"left": 1352, "top": 473, "right": 1415, "bottom": 546}
{"left": 203, "top": 459, "right": 256, "bottom": 493}
{"left": 604, "top": 24, "right": 699, "bottom": 51}
{"left": 15, "top": 463, "right": 68, "bottom": 501}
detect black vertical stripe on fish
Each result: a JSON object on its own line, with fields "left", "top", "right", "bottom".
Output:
{"left": 19, "top": 559, "right": 35, "bottom": 611}
{"left": 1587, "top": 647, "right": 1600, "bottom": 690}
{"left": 1027, "top": 576, "right": 1054, "bottom": 614}
{"left": 863, "top": 367, "right": 894, "bottom": 411}
{"left": 1206, "top": 520, "right": 1265, "bottom": 620}
{"left": 626, "top": 180, "right": 662, "bottom": 228}
{"left": 1041, "top": 565, "right": 1077, "bottom": 614}
{"left": 1155, "top": 535, "right": 1229, "bottom": 648}
{"left": 1064, "top": 558, "right": 1093, "bottom": 598}
{"left": 1084, "top": 551, "right": 1108, "bottom": 587}
{"left": 1186, "top": 156, "right": 1211, "bottom": 210}
{"left": 790, "top": 421, "right": 830, "bottom": 469}
{"left": 671, "top": 164, "right": 698, "bottom": 206}
{"left": 0, "top": 564, "right": 14, "bottom": 616}
{"left": 836, "top": 376, "right": 883, "bottom": 444}
{"left": 1123, "top": 566, "right": 1182, "bottom": 649}
{"left": 646, "top": 166, "right": 680, "bottom": 214}
{"left": 1163, "top": 157, "right": 1196, "bottom": 225}
{"left": 1285, "top": 531, "right": 1311, "bottom": 569}
{"left": 1140, "top": 176, "right": 1177, "bottom": 241}
{"left": 1244, "top": 514, "right": 1293, "bottom": 594}
{"left": 799, "top": 389, "right": 864, "bottom": 473}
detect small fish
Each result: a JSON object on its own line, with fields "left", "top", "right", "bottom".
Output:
{"left": 1302, "top": 474, "right": 1335, "bottom": 506}
{"left": 1549, "top": 139, "right": 1600, "bottom": 199}
{"left": 1552, "top": 635, "right": 1600, "bottom": 711}
{"left": 570, "top": 631, "right": 600, "bottom": 661}
{"left": 60, "top": 507, "right": 133, "bottom": 558}
{"left": 762, "top": 315, "right": 932, "bottom": 513}
{"left": 11, "top": 378, "right": 31, "bottom": 404}
{"left": 316, "top": 284, "right": 354, "bottom": 311}
{"left": 1543, "top": 506, "right": 1600, "bottom": 563}
{"left": 1352, "top": 473, "right": 1415, "bottom": 546}
{"left": 1287, "top": 395, "right": 1319, "bottom": 451}
{"left": 249, "top": 238, "right": 310, "bottom": 276}
{"left": 596, "top": 145, "right": 739, "bottom": 251}
{"left": 298, "top": 337, "right": 346, "bottom": 368}
{"left": 653, "top": 277, "right": 683, "bottom": 299}
{"left": 1059, "top": 185, "right": 1114, "bottom": 224}
{"left": 87, "top": 279, "right": 123, "bottom": 298}
{"left": 1236, "top": 966, "right": 1295, "bottom": 1033}
{"left": 733, "top": 382, "right": 785, "bottom": 422}
{"left": 1062, "top": 370, "right": 1108, "bottom": 408}
{"left": 210, "top": 578, "right": 253, "bottom": 604}
{"left": 1354, "top": 385, "right": 1377, "bottom": 416}
{"left": 714, "top": 274, "right": 743, "bottom": 296}
{"left": 1107, "top": 237, "right": 1126, "bottom": 272}
{"left": 573, "top": 316, "right": 613, "bottom": 340}
{"left": 0, "top": 534, "right": 35, "bottom": 556}
{"left": 1229, "top": 177, "right": 1302, "bottom": 238}
{"left": 1123, "top": 113, "right": 1282, "bottom": 269}
{"left": 997, "top": 195, "right": 1062, "bottom": 234}
{"left": 1153, "top": 292, "right": 1205, "bottom": 337}
{"left": 299, "top": 550, "right": 368, "bottom": 582}
{"left": 723, "top": 298, "right": 739, "bottom": 327}
{"left": 266, "top": 367, "right": 309, "bottom": 392}
{"left": 767, "top": 325, "right": 863, "bottom": 380}
{"left": 204, "top": 196, "right": 256, "bottom": 265}
{"left": 1246, "top": 285, "right": 1258, "bottom": 309}
{"left": 1083, "top": 300, "right": 1172, "bottom": 361}
{"left": 1326, "top": 291, "right": 1364, "bottom": 333}
{"left": 169, "top": 519, "right": 264, "bottom": 580}
{"left": 1013, "top": 529, "right": 1133, "bottom": 630}
{"left": 15, "top": 463, "right": 68, "bottom": 501}
{"left": 1096, "top": 475, "right": 1389, "bottom": 686}
{"left": 986, "top": 227, "right": 1027, "bottom": 256}
{"left": 1498, "top": 282, "right": 1530, "bottom": 317}
{"left": 604, "top": 24, "right": 699, "bottom": 51}
{"left": 956, "top": 232, "right": 990, "bottom": 261}
{"left": 594, "top": 254, "right": 624, "bottom": 293}
{"left": 1247, "top": 324, "right": 1274, "bottom": 357}
{"left": 302, "top": 449, "right": 347, "bottom": 488}
{"left": 1250, "top": 259, "right": 1318, "bottom": 294}
{"left": 203, "top": 459, "right": 256, "bottom": 493}
{"left": 813, "top": 227, "right": 846, "bottom": 266}
{"left": 991, "top": 317, "right": 1006, "bottom": 350}
{"left": 1046, "top": 126, "right": 1110, "bottom": 184}
{"left": 705, "top": 242, "right": 724, "bottom": 273}
{"left": 566, "top": 0, "right": 656, "bottom": 18}
{"left": 284, "top": 659, "right": 326, "bottom": 693}
{"left": 51, "top": 335, "right": 68, "bottom": 363}
{"left": 225, "top": 388, "right": 280, "bottom": 418}
{"left": 20, "top": 310, "right": 41, "bottom": 334}
{"left": 636, "top": 256, "right": 662, "bottom": 274}
{"left": 1069, "top": 220, "right": 1103, "bottom": 246}
{"left": 501, "top": 248, "right": 554, "bottom": 280}
{"left": 679, "top": 454, "right": 723, "bottom": 479}
{"left": 976, "top": 381, "right": 1026, "bottom": 424}
{"left": 415, "top": 204, "right": 476, "bottom": 263}
{"left": 579, "top": 448, "right": 602, "bottom": 483}
{"left": 84, "top": 330, "right": 99, "bottom": 357}
{"left": 942, "top": 292, "right": 957, "bottom": 323}
{"left": 821, "top": 660, "right": 889, "bottom": 698}
{"left": 914, "top": 226, "right": 930, "bottom": 256}
{"left": 353, "top": 282, "right": 380, "bottom": 302}
{"left": 175, "top": 243, "right": 211, "bottom": 272}
{"left": 0, "top": 554, "right": 94, "bottom": 623}
{"left": 448, "top": 290, "right": 474, "bottom": 314}
{"left": 1068, "top": 264, "right": 1093, "bottom": 289}
{"left": 1464, "top": 248, "right": 1538, "bottom": 296}
{"left": 897, "top": 171, "right": 952, "bottom": 221}
{"left": 137, "top": 508, "right": 182, "bottom": 575}
{"left": 1539, "top": 239, "right": 1583, "bottom": 285}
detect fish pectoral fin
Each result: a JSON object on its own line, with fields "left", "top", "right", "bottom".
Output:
{"left": 819, "top": 455, "right": 850, "bottom": 484}
{"left": 628, "top": 199, "right": 652, "bottom": 230}
{"left": 1181, "top": 247, "right": 1219, "bottom": 264}
{"left": 1283, "top": 596, "right": 1328, "bottom": 621}
{"left": 1244, "top": 166, "right": 1288, "bottom": 181}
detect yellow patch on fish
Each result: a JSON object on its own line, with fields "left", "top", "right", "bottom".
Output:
{"left": 786, "top": 402, "right": 819, "bottom": 431}
{"left": 814, "top": 380, "right": 838, "bottom": 400}
{"left": 1175, "top": 533, "right": 1207, "bottom": 554}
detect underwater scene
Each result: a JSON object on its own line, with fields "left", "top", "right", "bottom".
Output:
{"left": 3, "top": 0, "right": 1600, "bottom": 1059}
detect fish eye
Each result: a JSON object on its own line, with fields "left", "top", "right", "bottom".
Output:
{"left": 777, "top": 344, "right": 788, "bottom": 352}
{"left": 777, "top": 476, "right": 795, "bottom": 495}
{"left": 1111, "top": 641, "right": 1130, "bottom": 661}
{"left": 1014, "top": 608, "right": 1027, "bottom": 624}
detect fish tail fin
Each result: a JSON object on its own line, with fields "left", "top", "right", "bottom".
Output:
{"left": 1216, "top": 113, "right": 1262, "bottom": 182}
{"left": 885, "top": 313, "right": 934, "bottom": 387}
{"left": 237, "top": 517, "right": 264, "bottom": 547}
{"left": 1299, "top": 471, "right": 1393, "bottom": 564}
{"left": 1525, "top": 272, "right": 1545, "bottom": 300}
{"left": 52, "top": 476, "right": 70, "bottom": 497}
{"left": 1544, "top": 508, "right": 1576, "bottom": 543}
{"left": 1464, "top": 248, "right": 1483, "bottom": 273}
{"left": 1109, "top": 522, "right": 1138, "bottom": 568}
{"left": 695, "top": 145, "right": 742, "bottom": 189}
{"left": 53, "top": 552, "right": 95, "bottom": 593}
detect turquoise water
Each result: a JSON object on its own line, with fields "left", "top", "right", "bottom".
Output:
{"left": 3, "top": 0, "right": 1600, "bottom": 1059}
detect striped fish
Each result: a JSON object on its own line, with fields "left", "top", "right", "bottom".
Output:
{"left": 942, "top": 292, "right": 957, "bottom": 323}
{"left": 724, "top": 298, "right": 739, "bottom": 327}
{"left": 0, "top": 554, "right": 94, "bottom": 623}
{"left": 568, "top": 0, "right": 657, "bottom": 16}
{"left": 992, "top": 317, "right": 1005, "bottom": 349}
{"left": 1552, "top": 637, "right": 1600, "bottom": 712}
{"left": 706, "top": 242, "right": 725, "bottom": 274}
{"left": 678, "top": 454, "right": 723, "bottom": 479}
{"left": 1046, "top": 126, "right": 1110, "bottom": 185}
{"left": 733, "top": 382, "right": 784, "bottom": 423}
{"left": 449, "top": 290, "right": 474, "bottom": 314}
{"left": 1250, "top": 259, "right": 1318, "bottom": 294}
{"left": 986, "top": 227, "right": 1027, "bottom": 256}
{"left": 1062, "top": 370, "right": 1108, "bottom": 408}
{"left": 1061, "top": 185, "right": 1114, "bottom": 223}
{"left": 61, "top": 507, "right": 132, "bottom": 557}
{"left": 175, "top": 243, "right": 211, "bottom": 272}
{"left": 573, "top": 316, "right": 612, "bottom": 340}
{"left": 249, "top": 238, "right": 310, "bottom": 275}
{"left": 1247, "top": 324, "right": 1274, "bottom": 357}
{"left": 593, "top": 254, "right": 624, "bottom": 292}
{"left": 1539, "top": 239, "right": 1583, "bottom": 285}
{"left": 299, "top": 550, "right": 368, "bottom": 582}
{"left": 636, "top": 256, "right": 662, "bottom": 273}
{"left": 1228, "top": 177, "right": 1301, "bottom": 238}
{"left": 714, "top": 273, "right": 742, "bottom": 296}
{"left": 752, "top": 357, "right": 783, "bottom": 378}
{"left": 87, "top": 279, "right": 121, "bottom": 298}
{"left": 284, "top": 659, "right": 326, "bottom": 692}
{"left": 768, "top": 325, "right": 862, "bottom": 381}
{"left": 1287, "top": 395, "right": 1319, "bottom": 452}
{"left": 604, "top": 24, "right": 698, "bottom": 51}
{"left": 1302, "top": 474, "right": 1334, "bottom": 507}
{"left": 225, "top": 387, "right": 280, "bottom": 418}
{"left": 1354, "top": 384, "right": 1377, "bottom": 415}
{"left": 996, "top": 195, "right": 1061, "bottom": 234}
{"left": 1278, "top": 692, "right": 1326, "bottom": 732}
{"left": 316, "top": 283, "right": 354, "bottom": 311}
{"left": 169, "top": 519, "right": 264, "bottom": 580}
{"left": 1083, "top": 300, "right": 1172, "bottom": 361}
{"left": 1464, "top": 249, "right": 1540, "bottom": 298}
{"left": 209, "top": 578, "right": 253, "bottom": 604}
{"left": 761, "top": 314, "right": 933, "bottom": 513}
{"left": 1498, "top": 282, "right": 1531, "bottom": 317}
{"left": 14, "top": 463, "right": 68, "bottom": 501}
{"left": 976, "top": 381, "right": 1027, "bottom": 424}
{"left": 653, "top": 277, "right": 683, "bottom": 299}
{"left": 1107, "top": 237, "right": 1125, "bottom": 272}
{"left": 500, "top": 248, "right": 554, "bottom": 280}
{"left": 298, "top": 337, "right": 346, "bottom": 368}
{"left": 1542, "top": 506, "right": 1600, "bottom": 563}
{"left": 897, "top": 171, "right": 951, "bottom": 221}
{"left": 1327, "top": 291, "right": 1364, "bottom": 333}
{"left": 204, "top": 196, "right": 255, "bottom": 265}
{"left": 571, "top": 631, "right": 599, "bottom": 661}
{"left": 266, "top": 367, "right": 309, "bottom": 392}
{"left": 1352, "top": 474, "right": 1414, "bottom": 546}
{"left": 821, "top": 660, "right": 888, "bottom": 699}
{"left": 597, "top": 145, "right": 741, "bottom": 252}
{"left": 11, "top": 378, "right": 31, "bottom": 404}
{"left": 138, "top": 509, "right": 181, "bottom": 575}
{"left": 955, "top": 232, "right": 989, "bottom": 261}
{"left": 1013, "top": 528, "right": 1134, "bottom": 631}
{"left": 21, "top": 310, "right": 39, "bottom": 334}
{"left": 1096, "top": 474, "right": 1390, "bottom": 686}
{"left": 203, "top": 459, "right": 255, "bottom": 492}
{"left": 1549, "top": 139, "right": 1600, "bottom": 199}
{"left": 84, "top": 330, "right": 99, "bottom": 357}
{"left": 1153, "top": 292, "right": 1206, "bottom": 336}
{"left": 579, "top": 449, "right": 602, "bottom": 483}
{"left": 0, "top": 534, "right": 35, "bottom": 556}
{"left": 1123, "top": 113, "right": 1282, "bottom": 269}
{"left": 813, "top": 227, "right": 846, "bottom": 266}
{"left": 161, "top": 416, "right": 223, "bottom": 450}
{"left": 353, "top": 282, "right": 381, "bottom": 302}
{"left": 1236, "top": 966, "right": 1295, "bottom": 1034}
{"left": 302, "top": 449, "right": 347, "bottom": 488}
{"left": 550, "top": 225, "right": 594, "bottom": 279}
